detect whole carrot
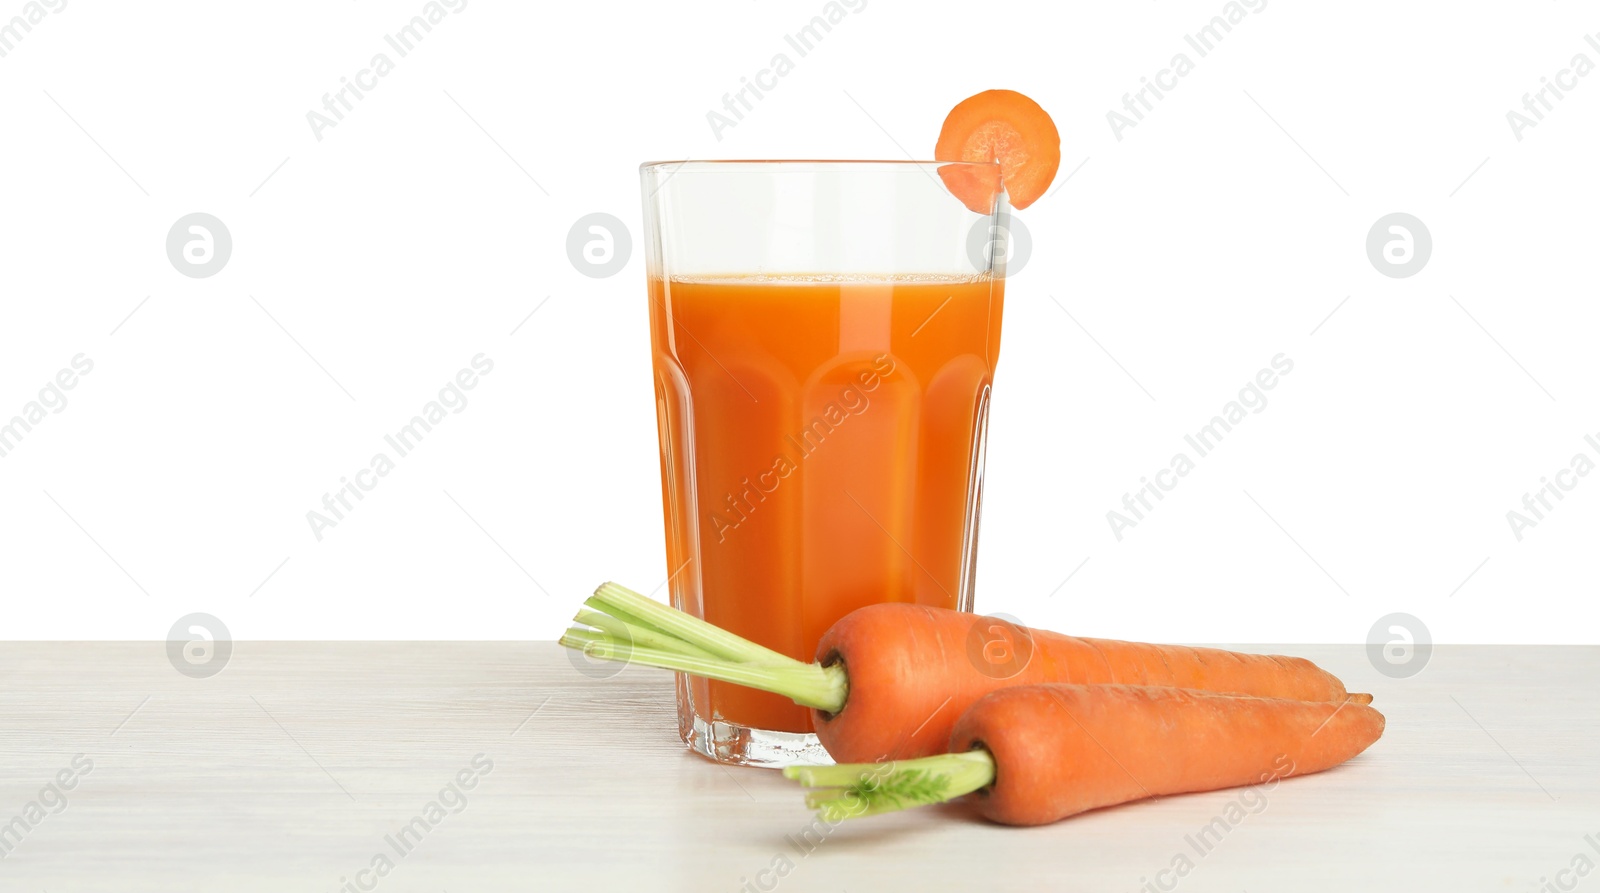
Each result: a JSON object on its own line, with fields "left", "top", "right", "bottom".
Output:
{"left": 787, "top": 684, "right": 1385, "bottom": 826}
{"left": 812, "top": 602, "right": 1359, "bottom": 763}
{"left": 560, "top": 583, "right": 1369, "bottom": 763}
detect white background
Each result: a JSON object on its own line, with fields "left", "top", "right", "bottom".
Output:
{"left": 1, "top": 0, "right": 1595, "bottom": 644}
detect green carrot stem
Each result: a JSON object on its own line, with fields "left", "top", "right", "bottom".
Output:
{"left": 559, "top": 583, "right": 849, "bottom": 713}
{"left": 587, "top": 582, "right": 796, "bottom": 666}
{"left": 783, "top": 750, "right": 996, "bottom": 822}
{"left": 578, "top": 595, "right": 698, "bottom": 651}
{"left": 572, "top": 607, "right": 719, "bottom": 660}
{"left": 560, "top": 628, "right": 846, "bottom": 710}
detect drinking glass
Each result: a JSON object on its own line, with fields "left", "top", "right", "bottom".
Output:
{"left": 640, "top": 160, "right": 1009, "bottom": 766}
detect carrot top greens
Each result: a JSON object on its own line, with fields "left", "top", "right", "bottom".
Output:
{"left": 560, "top": 582, "right": 849, "bottom": 713}
{"left": 783, "top": 751, "right": 997, "bottom": 821}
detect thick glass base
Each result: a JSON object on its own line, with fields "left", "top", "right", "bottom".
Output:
{"left": 684, "top": 714, "right": 835, "bottom": 768}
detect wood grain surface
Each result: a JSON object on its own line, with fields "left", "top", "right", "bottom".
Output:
{"left": 0, "top": 642, "right": 1590, "bottom": 892}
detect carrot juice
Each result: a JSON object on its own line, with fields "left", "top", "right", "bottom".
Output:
{"left": 649, "top": 273, "right": 1003, "bottom": 735}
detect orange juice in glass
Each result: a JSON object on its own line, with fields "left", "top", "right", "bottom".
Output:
{"left": 640, "top": 161, "right": 1008, "bottom": 766}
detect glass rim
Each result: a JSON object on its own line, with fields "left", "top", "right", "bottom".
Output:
{"left": 639, "top": 159, "right": 1000, "bottom": 173}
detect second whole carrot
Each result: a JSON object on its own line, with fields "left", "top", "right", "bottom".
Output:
{"left": 789, "top": 684, "right": 1386, "bottom": 826}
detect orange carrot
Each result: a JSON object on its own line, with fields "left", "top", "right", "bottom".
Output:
{"left": 560, "top": 584, "right": 1366, "bottom": 764}
{"left": 935, "top": 89, "right": 1061, "bottom": 211}
{"left": 787, "top": 685, "right": 1385, "bottom": 826}
{"left": 810, "top": 604, "right": 1356, "bottom": 763}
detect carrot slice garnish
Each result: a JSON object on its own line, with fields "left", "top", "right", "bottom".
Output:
{"left": 935, "top": 89, "right": 1061, "bottom": 212}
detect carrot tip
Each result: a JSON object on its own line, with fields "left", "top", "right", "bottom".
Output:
{"left": 1349, "top": 693, "right": 1374, "bottom": 705}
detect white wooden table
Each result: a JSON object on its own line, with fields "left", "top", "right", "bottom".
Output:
{"left": 0, "top": 642, "right": 1590, "bottom": 891}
